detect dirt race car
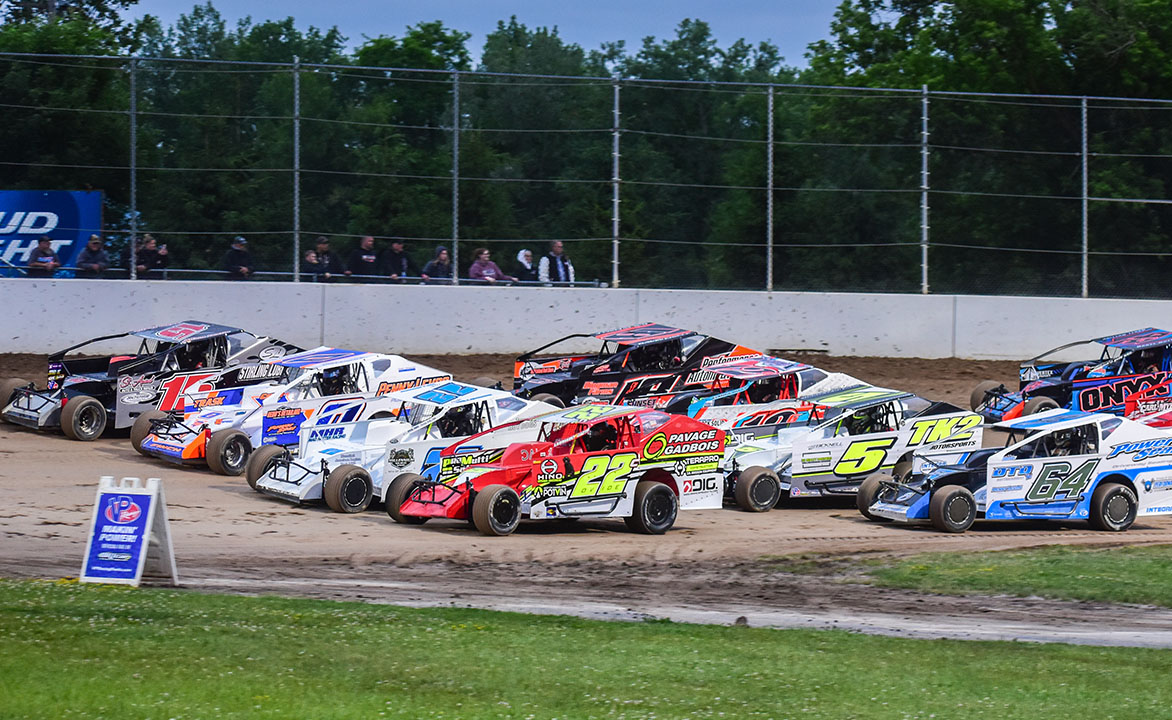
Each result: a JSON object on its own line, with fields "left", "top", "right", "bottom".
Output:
{"left": 136, "top": 347, "right": 450, "bottom": 475}
{"left": 248, "top": 381, "right": 558, "bottom": 513}
{"left": 681, "top": 356, "right": 861, "bottom": 423}
{"left": 0, "top": 321, "right": 300, "bottom": 441}
{"left": 391, "top": 404, "right": 727, "bottom": 536}
{"left": 713, "top": 384, "right": 984, "bottom": 512}
{"left": 512, "top": 323, "right": 762, "bottom": 407}
{"left": 861, "top": 408, "right": 1172, "bottom": 533}
{"left": 971, "top": 327, "right": 1172, "bottom": 422}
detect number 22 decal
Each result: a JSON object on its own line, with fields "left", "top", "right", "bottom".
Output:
{"left": 570, "top": 452, "right": 638, "bottom": 498}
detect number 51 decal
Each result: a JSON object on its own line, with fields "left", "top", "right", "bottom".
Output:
{"left": 570, "top": 452, "right": 639, "bottom": 498}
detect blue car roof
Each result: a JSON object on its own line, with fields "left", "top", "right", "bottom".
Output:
{"left": 1095, "top": 328, "right": 1172, "bottom": 351}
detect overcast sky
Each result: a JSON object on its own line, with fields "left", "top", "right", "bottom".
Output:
{"left": 127, "top": 1, "right": 840, "bottom": 68}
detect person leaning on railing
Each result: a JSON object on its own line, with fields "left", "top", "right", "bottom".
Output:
{"left": 75, "top": 234, "right": 110, "bottom": 277}
{"left": 125, "top": 234, "right": 169, "bottom": 279}
{"left": 467, "top": 247, "right": 516, "bottom": 285}
{"left": 421, "top": 245, "right": 453, "bottom": 284}
{"left": 538, "top": 240, "right": 574, "bottom": 285}
{"left": 25, "top": 236, "right": 60, "bottom": 278}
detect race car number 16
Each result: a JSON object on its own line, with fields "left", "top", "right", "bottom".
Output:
{"left": 570, "top": 452, "right": 638, "bottom": 498}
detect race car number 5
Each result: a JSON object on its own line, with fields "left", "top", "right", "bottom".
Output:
{"left": 570, "top": 452, "right": 638, "bottom": 498}
{"left": 834, "top": 437, "right": 897, "bottom": 476}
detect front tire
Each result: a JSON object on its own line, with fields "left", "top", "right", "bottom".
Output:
{"left": 130, "top": 409, "right": 167, "bottom": 456}
{"left": 1089, "top": 482, "right": 1137, "bottom": 532}
{"left": 0, "top": 377, "right": 30, "bottom": 417}
{"left": 245, "top": 444, "right": 288, "bottom": 491}
{"left": 969, "top": 380, "right": 1001, "bottom": 411}
{"left": 323, "top": 464, "right": 374, "bottom": 514}
{"left": 1022, "top": 396, "right": 1059, "bottom": 415}
{"left": 206, "top": 429, "right": 252, "bottom": 476}
{"left": 385, "top": 472, "right": 428, "bottom": 524}
{"left": 530, "top": 392, "right": 565, "bottom": 408}
{"left": 929, "top": 485, "right": 976, "bottom": 533}
{"left": 733, "top": 466, "right": 781, "bottom": 512}
{"left": 624, "top": 481, "right": 678, "bottom": 534}
{"left": 472, "top": 484, "right": 521, "bottom": 536}
{"left": 61, "top": 395, "right": 106, "bottom": 441}
{"left": 856, "top": 473, "right": 891, "bottom": 522}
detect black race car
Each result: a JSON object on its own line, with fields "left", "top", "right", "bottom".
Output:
{"left": 0, "top": 321, "right": 301, "bottom": 441}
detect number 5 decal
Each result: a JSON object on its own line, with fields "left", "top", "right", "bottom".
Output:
{"left": 834, "top": 437, "right": 897, "bottom": 476}
{"left": 570, "top": 452, "right": 638, "bottom": 498}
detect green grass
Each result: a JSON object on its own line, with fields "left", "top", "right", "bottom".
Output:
{"left": 1, "top": 579, "right": 1171, "bottom": 718}
{"left": 865, "top": 544, "right": 1172, "bottom": 607}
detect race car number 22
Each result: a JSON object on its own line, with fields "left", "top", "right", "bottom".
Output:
{"left": 570, "top": 452, "right": 638, "bottom": 498}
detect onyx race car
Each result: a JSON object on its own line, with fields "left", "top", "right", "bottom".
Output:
{"left": 0, "top": 321, "right": 300, "bottom": 441}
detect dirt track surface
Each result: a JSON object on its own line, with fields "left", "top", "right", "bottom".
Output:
{"left": 4, "top": 352, "right": 1172, "bottom": 648}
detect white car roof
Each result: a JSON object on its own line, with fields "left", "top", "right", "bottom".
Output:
{"left": 992, "top": 408, "right": 1117, "bottom": 432}
{"left": 269, "top": 346, "right": 391, "bottom": 370}
{"left": 384, "top": 380, "right": 511, "bottom": 407}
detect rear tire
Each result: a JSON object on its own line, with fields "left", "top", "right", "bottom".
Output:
{"left": 1022, "top": 396, "right": 1059, "bottom": 415}
{"left": 471, "top": 376, "right": 500, "bottom": 389}
{"left": 969, "top": 380, "right": 1001, "bottom": 411}
{"left": 323, "top": 464, "right": 373, "bottom": 514}
{"left": 929, "top": 485, "right": 976, "bottom": 533}
{"left": 207, "top": 429, "right": 251, "bottom": 476}
{"left": 531, "top": 392, "right": 565, "bottom": 408}
{"left": 1089, "top": 481, "right": 1137, "bottom": 532}
{"left": 245, "top": 444, "right": 287, "bottom": 491}
{"left": 61, "top": 395, "right": 106, "bottom": 441}
{"left": 624, "top": 481, "right": 678, "bottom": 534}
{"left": 472, "top": 484, "right": 521, "bottom": 536}
{"left": 130, "top": 409, "right": 167, "bottom": 456}
{"left": 385, "top": 472, "right": 429, "bottom": 524}
{"left": 856, "top": 473, "right": 891, "bottom": 522}
{"left": 733, "top": 466, "right": 780, "bottom": 512}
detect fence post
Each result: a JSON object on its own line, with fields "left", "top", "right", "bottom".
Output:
{"left": 1081, "top": 96, "right": 1089, "bottom": 298}
{"left": 766, "top": 85, "right": 775, "bottom": 291}
{"left": 452, "top": 69, "right": 460, "bottom": 286}
{"left": 128, "top": 57, "right": 138, "bottom": 280}
{"left": 292, "top": 55, "right": 301, "bottom": 282}
{"left": 611, "top": 75, "right": 621, "bottom": 288}
{"left": 920, "top": 84, "right": 930, "bottom": 294}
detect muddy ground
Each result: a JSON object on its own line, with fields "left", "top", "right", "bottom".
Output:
{"left": 4, "top": 352, "right": 1172, "bottom": 648}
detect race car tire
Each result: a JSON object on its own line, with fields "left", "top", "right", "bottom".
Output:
{"left": 61, "top": 395, "right": 106, "bottom": 441}
{"left": 0, "top": 377, "right": 30, "bottom": 418}
{"left": 130, "top": 409, "right": 167, "bottom": 457}
{"left": 324, "top": 464, "right": 374, "bottom": 514}
{"left": 624, "top": 481, "right": 678, "bottom": 534}
{"left": 929, "top": 485, "right": 976, "bottom": 533}
{"left": 531, "top": 392, "right": 565, "bottom": 408}
{"left": 472, "top": 376, "right": 500, "bottom": 389}
{"left": 245, "top": 444, "right": 288, "bottom": 491}
{"left": 370, "top": 412, "right": 395, "bottom": 420}
{"left": 1022, "top": 396, "right": 1059, "bottom": 415}
{"left": 733, "top": 466, "right": 780, "bottom": 513}
{"left": 856, "top": 473, "right": 892, "bottom": 522}
{"left": 207, "top": 429, "right": 252, "bottom": 476}
{"left": 892, "top": 459, "right": 913, "bottom": 483}
{"left": 969, "top": 380, "right": 1001, "bottom": 411}
{"left": 1089, "top": 481, "right": 1137, "bottom": 532}
{"left": 385, "top": 472, "right": 429, "bottom": 525}
{"left": 472, "top": 484, "right": 521, "bottom": 536}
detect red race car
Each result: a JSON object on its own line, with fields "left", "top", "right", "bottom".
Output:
{"left": 390, "top": 405, "right": 726, "bottom": 536}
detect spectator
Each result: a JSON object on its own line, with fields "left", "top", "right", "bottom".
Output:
{"left": 515, "top": 249, "right": 538, "bottom": 283}
{"left": 126, "top": 234, "right": 169, "bottom": 279}
{"left": 312, "top": 236, "right": 345, "bottom": 281}
{"left": 538, "top": 240, "right": 575, "bottom": 285}
{"left": 421, "top": 245, "right": 453, "bottom": 283}
{"left": 468, "top": 247, "right": 515, "bottom": 284}
{"left": 302, "top": 249, "right": 323, "bottom": 281}
{"left": 75, "top": 234, "right": 110, "bottom": 277}
{"left": 25, "top": 236, "right": 60, "bottom": 278}
{"left": 219, "top": 236, "right": 254, "bottom": 280}
{"left": 347, "top": 235, "right": 378, "bottom": 279}
{"left": 379, "top": 239, "right": 420, "bottom": 281}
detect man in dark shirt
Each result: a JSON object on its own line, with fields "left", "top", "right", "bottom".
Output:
{"left": 311, "top": 236, "right": 345, "bottom": 281}
{"left": 378, "top": 239, "right": 419, "bottom": 282}
{"left": 26, "top": 236, "right": 60, "bottom": 278}
{"left": 347, "top": 235, "right": 378, "bottom": 279}
{"left": 76, "top": 234, "right": 110, "bottom": 277}
{"left": 219, "top": 236, "right": 254, "bottom": 280}
{"left": 125, "top": 234, "right": 170, "bottom": 279}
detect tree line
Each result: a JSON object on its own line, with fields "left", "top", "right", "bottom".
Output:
{"left": 1, "top": 0, "right": 1171, "bottom": 295}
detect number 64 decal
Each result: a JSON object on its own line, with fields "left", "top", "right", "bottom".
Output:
{"left": 570, "top": 452, "right": 639, "bottom": 498}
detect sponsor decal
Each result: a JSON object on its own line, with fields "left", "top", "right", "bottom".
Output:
{"left": 991, "top": 464, "right": 1033, "bottom": 479}
{"left": 192, "top": 394, "right": 227, "bottom": 409}
{"left": 1142, "top": 478, "right": 1172, "bottom": 492}
{"left": 644, "top": 429, "right": 720, "bottom": 460}
{"left": 376, "top": 374, "right": 451, "bottom": 395}
{"left": 103, "top": 496, "right": 142, "bottom": 524}
{"left": 236, "top": 364, "right": 284, "bottom": 381}
{"left": 1077, "top": 372, "right": 1172, "bottom": 412}
{"left": 119, "top": 391, "right": 156, "bottom": 405}
{"left": 681, "top": 476, "right": 719, "bottom": 494}
{"left": 258, "top": 346, "right": 287, "bottom": 361}
{"left": 266, "top": 407, "right": 304, "bottom": 420}
{"left": 155, "top": 323, "right": 210, "bottom": 342}
{"left": 1108, "top": 437, "right": 1172, "bottom": 462}
{"left": 583, "top": 380, "right": 619, "bottom": 397}
{"left": 990, "top": 484, "right": 1024, "bottom": 494}
{"left": 308, "top": 426, "right": 346, "bottom": 442}
{"left": 389, "top": 448, "right": 414, "bottom": 469}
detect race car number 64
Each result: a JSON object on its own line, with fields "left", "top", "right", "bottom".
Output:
{"left": 570, "top": 453, "right": 638, "bottom": 498}
{"left": 834, "top": 437, "right": 897, "bottom": 476}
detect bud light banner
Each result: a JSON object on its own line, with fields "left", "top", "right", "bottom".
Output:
{"left": 81, "top": 476, "right": 177, "bottom": 586}
{"left": 0, "top": 190, "right": 104, "bottom": 274}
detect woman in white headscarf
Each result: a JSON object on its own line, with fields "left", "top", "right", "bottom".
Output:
{"left": 515, "top": 248, "right": 538, "bottom": 283}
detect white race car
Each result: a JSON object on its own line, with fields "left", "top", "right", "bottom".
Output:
{"left": 248, "top": 380, "right": 559, "bottom": 513}
{"left": 136, "top": 347, "right": 450, "bottom": 475}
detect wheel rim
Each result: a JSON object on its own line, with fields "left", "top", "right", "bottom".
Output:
{"left": 343, "top": 476, "right": 368, "bottom": 507}
{"left": 225, "top": 438, "right": 246, "bottom": 470}
{"left": 750, "top": 476, "right": 777, "bottom": 507}
{"left": 946, "top": 496, "right": 971, "bottom": 525}
{"left": 78, "top": 405, "right": 100, "bottom": 436}
{"left": 491, "top": 493, "right": 518, "bottom": 529}
{"left": 646, "top": 489, "right": 674, "bottom": 526}
{"left": 1105, "top": 494, "right": 1131, "bottom": 525}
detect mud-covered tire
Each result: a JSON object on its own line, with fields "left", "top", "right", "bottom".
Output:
{"left": 530, "top": 392, "right": 565, "bottom": 408}
{"left": 929, "top": 485, "right": 976, "bottom": 533}
{"left": 471, "top": 375, "right": 500, "bottom": 389}
{"left": 130, "top": 409, "right": 167, "bottom": 456}
{"left": 856, "top": 473, "right": 891, "bottom": 522}
{"left": 206, "top": 429, "right": 252, "bottom": 476}
{"left": 323, "top": 464, "right": 374, "bottom": 514}
{"left": 385, "top": 472, "right": 428, "bottom": 524}
{"left": 0, "top": 377, "right": 30, "bottom": 417}
{"left": 969, "top": 380, "right": 1001, "bottom": 411}
{"left": 1022, "top": 396, "right": 1059, "bottom": 415}
{"left": 245, "top": 444, "right": 287, "bottom": 491}
{"left": 892, "top": 459, "right": 913, "bottom": 483}
{"left": 1089, "top": 481, "right": 1137, "bottom": 532}
{"left": 472, "top": 484, "right": 521, "bottom": 536}
{"left": 61, "top": 395, "right": 106, "bottom": 441}
{"left": 733, "top": 466, "right": 781, "bottom": 512}
{"left": 624, "top": 481, "right": 679, "bottom": 534}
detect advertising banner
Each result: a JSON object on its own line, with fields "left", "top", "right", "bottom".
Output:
{"left": 0, "top": 190, "right": 104, "bottom": 275}
{"left": 81, "top": 476, "right": 177, "bottom": 586}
